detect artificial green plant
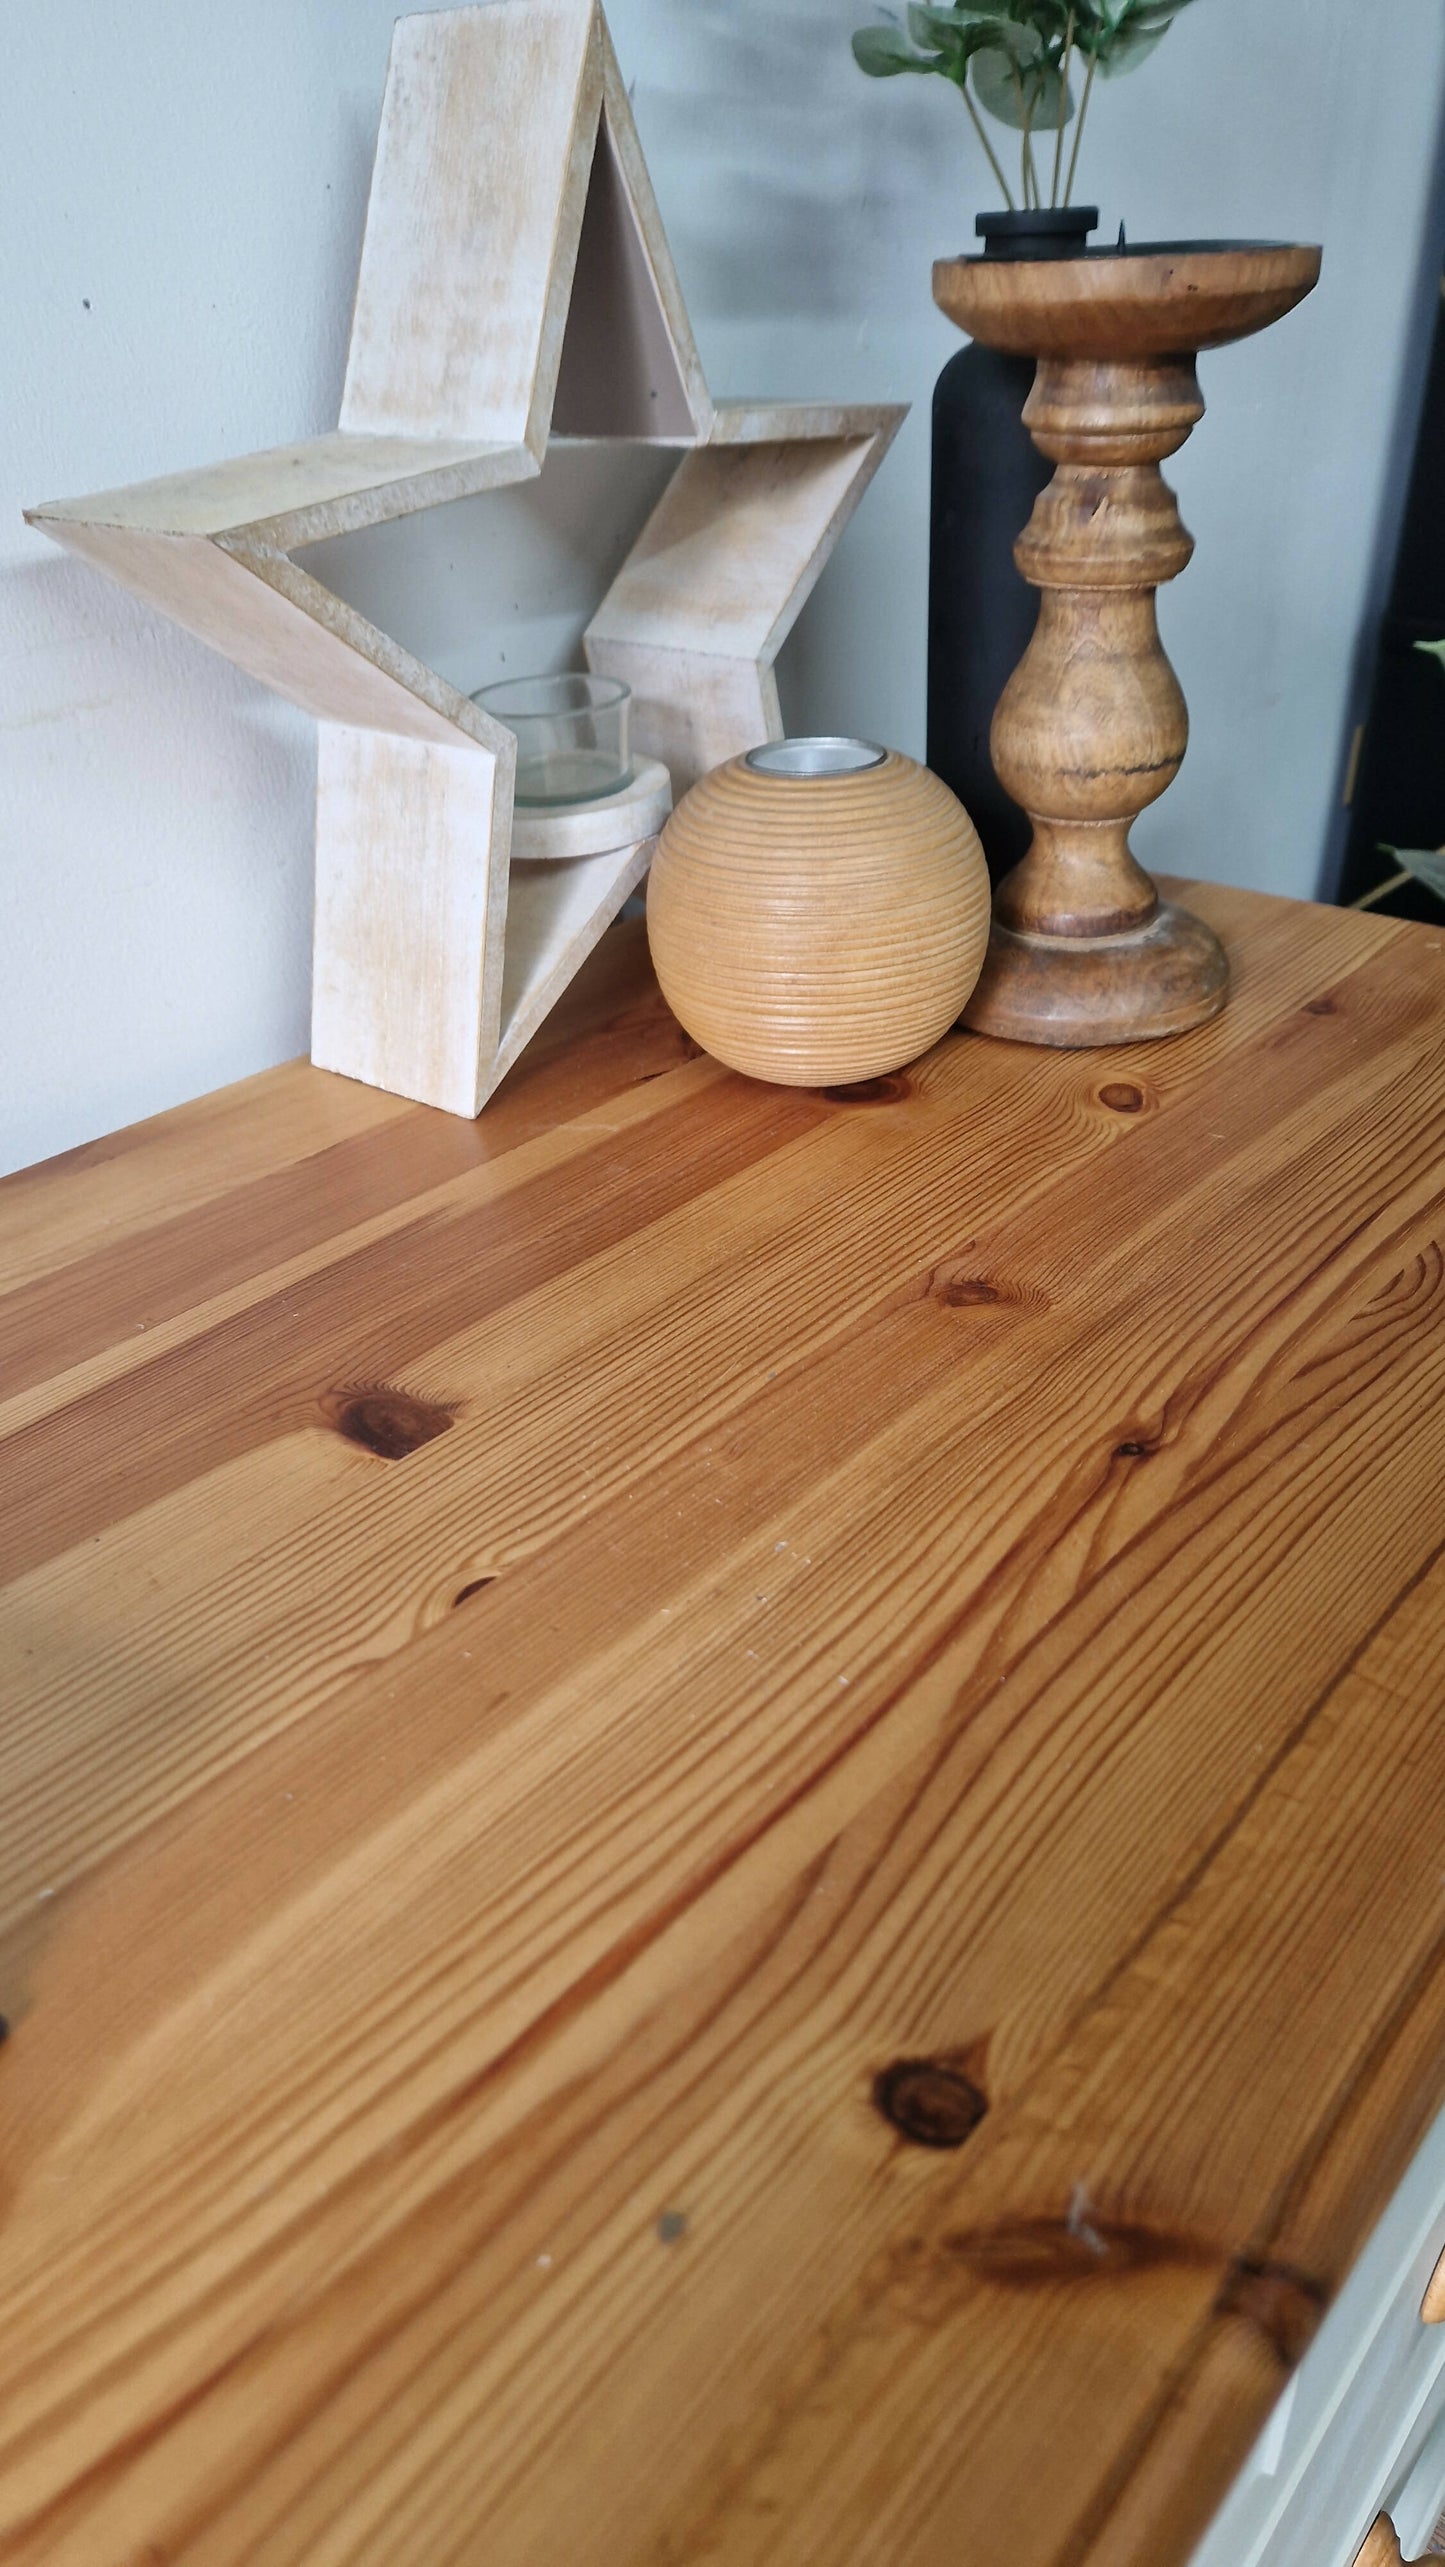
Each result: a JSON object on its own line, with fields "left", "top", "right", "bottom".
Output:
{"left": 851, "top": 0, "right": 1199, "bottom": 211}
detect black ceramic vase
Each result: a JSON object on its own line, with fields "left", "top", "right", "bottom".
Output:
{"left": 927, "top": 206, "right": 1098, "bottom": 880}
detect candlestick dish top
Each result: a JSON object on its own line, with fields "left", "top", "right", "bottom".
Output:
{"left": 934, "top": 242, "right": 1321, "bottom": 359}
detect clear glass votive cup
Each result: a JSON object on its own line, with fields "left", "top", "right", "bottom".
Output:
{"left": 471, "top": 672, "right": 632, "bottom": 807}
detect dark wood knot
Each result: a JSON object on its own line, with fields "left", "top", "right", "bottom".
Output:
{"left": 928, "top": 1263, "right": 1047, "bottom": 1313}
{"left": 824, "top": 1072, "right": 911, "bottom": 1105}
{"left": 1304, "top": 996, "right": 1337, "bottom": 1017}
{"left": 1098, "top": 1081, "right": 1146, "bottom": 1113}
{"left": 453, "top": 1577, "right": 496, "bottom": 1608}
{"left": 1216, "top": 2256, "right": 1327, "bottom": 2366}
{"left": 873, "top": 2056, "right": 988, "bottom": 2149}
{"left": 321, "top": 1387, "right": 457, "bottom": 1461}
{"left": 945, "top": 2212, "right": 1208, "bottom": 2286}
{"left": 936, "top": 1275, "right": 1005, "bottom": 1308}
{"left": 1114, "top": 1437, "right": 1158, "bottom": 1460}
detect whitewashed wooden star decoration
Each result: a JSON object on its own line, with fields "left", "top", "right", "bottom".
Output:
{"left": 28, "top": 0, "right": 905, "bottom": 1116}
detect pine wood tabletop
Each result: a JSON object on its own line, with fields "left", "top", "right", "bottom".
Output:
{"left": 3, "top": 880, "right": 1445, "bottom": 2566}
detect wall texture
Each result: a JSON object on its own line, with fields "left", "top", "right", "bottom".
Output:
{"left": 3, "top": 0, "right": 1444, "bottom": 1174}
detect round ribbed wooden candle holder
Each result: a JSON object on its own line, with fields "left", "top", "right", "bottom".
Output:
{"left": 646, "top": 739, "right": 991, "bottom": 1086}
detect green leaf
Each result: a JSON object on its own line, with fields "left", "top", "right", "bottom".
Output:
{"left": 1379, "top": 843, "right": 1445, "bottom": 902}
{"left": 971, "top": 40, "right": 1073, "bottom": 126}
{"left": 1074, "top": 0, "right": 1194, "bottom": 57}
{"left": 1416, "top": 637, "right": 1445, "bottom": 672}
{"left": 906, "top": 4, "right": 966, "bottom": 56}
{"left": 973, "top": 15, "right": 1044, "bottom": 63}
{"left": 851, "top": 23, "right": 936, "bottom": 74}
{"left": 907, "top": 1, "right": 1004, "bottom": 47}
{"left": 1010, "top": 17, "right": 1049, "bottom": 62}
{"left": 1079, "top": 0, "right": 1134, "bottom": 30}
{"left": 1097, "top": 18, "right": 1172, "bottom": 73}
{"left": 908, "top": 1, "right": 1009, "bottom": 22}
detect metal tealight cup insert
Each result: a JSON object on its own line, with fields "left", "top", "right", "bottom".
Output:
{"left": 744, "top": 737, "right": 889, "bottom": 779}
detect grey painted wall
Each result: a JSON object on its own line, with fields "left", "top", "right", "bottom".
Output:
{"left": 3, "top": 0, "right": 1443, "bottom": 1174}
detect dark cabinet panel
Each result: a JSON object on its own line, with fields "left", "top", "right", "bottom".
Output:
{"left": 1337, "top": 272, "right": 1445, "bottom": 920}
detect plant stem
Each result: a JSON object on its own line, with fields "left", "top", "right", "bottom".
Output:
{"left": 1051, "top": 9, "right": 1074, "bottom": 207}
{"left": 1010, "top": 63, "right": 1038, "bottom": 206}
{"left": 1349, "top": 868, "right": 1412, "bottom": 911}
{"left": 1063, "top": 38, "right": 1098, "bottom": 206}
{"left": 961, "top": 76, "right": 1016, "bottom": 208}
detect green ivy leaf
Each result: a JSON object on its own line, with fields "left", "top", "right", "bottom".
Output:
{"left": 1379, "top": 843, "right": 1445, "bottom": 902}
{"left": 1076, "top": 0, "right": 1134, "bottom": 31}
{"left": 991, "top": 16, "right": 1047, "bottom": 62}
{"left": 1125, "top": 0, "right": 1200, "bottom": 22}
{"left": 853, "top": 0, "right": 1191, "bottom": 122}
{"left": 852, "top": 23, "right": 936, "bottom": 74}
{"left": 1074, "top": 0, "right": 1194, "bottom": 56}
{"left": 907, "top": 1, "right": 1005, "bottom": 48}
{"left": 1097, "top": 18, "right": 1172, "bottom": 73}
{"left": 909, "top": 1, "right": 1012, "bottom": 23}
{"left": 972, "top": 40, "right": 1073, "bottom": 126}
{"left": 905, "top": 5, "right": 968, "bottom": 60}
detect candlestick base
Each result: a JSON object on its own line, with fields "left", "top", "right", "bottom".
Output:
{"left": 961, "top": 902, "right": 1228, "bottom": 1047}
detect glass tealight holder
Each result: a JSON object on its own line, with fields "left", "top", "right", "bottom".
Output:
{"left": 471, "top": 672, "right": 632, "bottom": 808}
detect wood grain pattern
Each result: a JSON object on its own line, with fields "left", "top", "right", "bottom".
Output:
{"left": 3, "top": 884, "right": 1445, "bottom": 2565}
{"left": 26, "top": 432, "right": 532, "bottom": 549}
{"left": 586, "top": 436, "right": 896, "bottom": 661}
{"left": 38, "top": 522, "right": 502, "bottom": 742}
{"left": 340, "top": 0, "right": 603, "bottom": 450}
{"left": 1353, "top": 2521, "right": 1415, "bottom": 2567}
{"left": 932, "top": 241, "right": 1323, "bottom": 360}
{"left": 581, "top": 636, "right": 783, "bottom": 801}
{"left": 585, "top": 431, "right": 901, "bottom": 794}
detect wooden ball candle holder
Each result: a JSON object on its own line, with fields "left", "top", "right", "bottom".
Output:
{"left": 647, "top": 738, "right": 990, "bottom": 1087}
{"left": 932, "top": 244, "right": 1320, "bottom": 1047}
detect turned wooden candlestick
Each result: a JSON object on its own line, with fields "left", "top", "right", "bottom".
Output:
{"left": 932, "top": 244, "right": 1321, "bottom": 1045}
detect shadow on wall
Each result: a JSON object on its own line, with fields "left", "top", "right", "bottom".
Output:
{"left": 631, "top": 0, "right": 961, "bottom": 319}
